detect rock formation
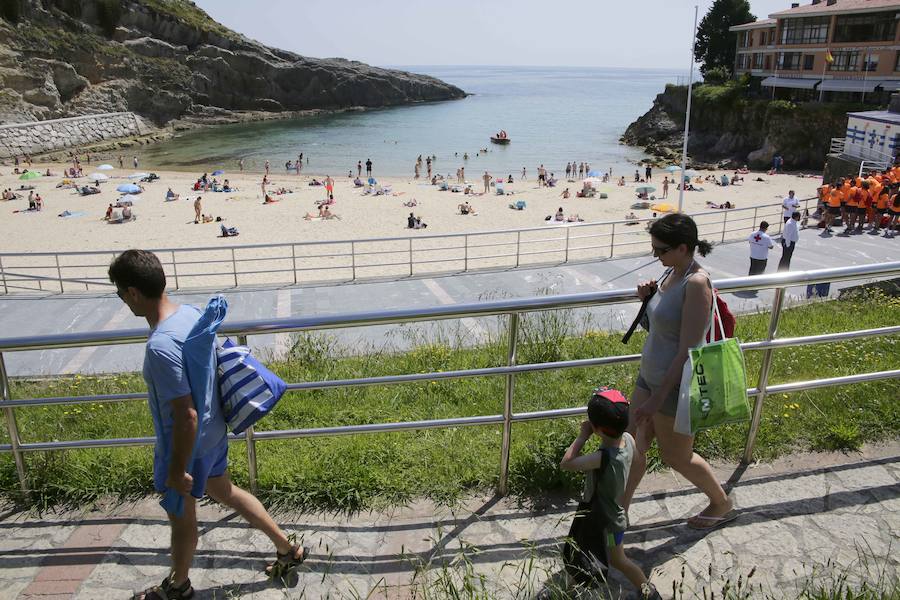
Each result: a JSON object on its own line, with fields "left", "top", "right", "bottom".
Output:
{"left": 0, "top": 0, "right": 466, "bottom": 126}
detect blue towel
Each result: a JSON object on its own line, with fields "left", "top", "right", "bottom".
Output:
{"left": 160, "top": 295, "right": 228, "bottom": 516}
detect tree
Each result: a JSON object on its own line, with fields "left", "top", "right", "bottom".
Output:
{"left": 694, "top": 0, "right": 755, "bottom": 77}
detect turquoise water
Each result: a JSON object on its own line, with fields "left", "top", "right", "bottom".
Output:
{"left": 141, "top": 65, "right": 683, "bottom": 177}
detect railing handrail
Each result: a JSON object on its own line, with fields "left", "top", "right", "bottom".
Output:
{"left": 0, "top": 198, "right": 803, "bottom": 258}
{"left": 0, "top": 261, "right": 895, "bottom": 353}
{"left": 1, "top": 260, "right": 898, "bottom": 497}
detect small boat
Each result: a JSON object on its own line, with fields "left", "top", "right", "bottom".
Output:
{"left": 490, "top": 130, "right": 510, "bottom": 144}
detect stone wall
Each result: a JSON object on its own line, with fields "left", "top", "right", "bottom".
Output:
{"left": 0, "top": 112, "right": 152, "bottom": 158}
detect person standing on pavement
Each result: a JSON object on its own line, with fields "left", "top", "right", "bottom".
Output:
{"left": 778, "top": 212, "right": 800, "bottom": 271}
{"left": 110, "top": 250, "right": 307, "bottom": 600}
{"left": 782, "top": 190, "right": 799, "bottom": 223}
{"left": 748, "top": 221, "right": 774, "bottom": 276}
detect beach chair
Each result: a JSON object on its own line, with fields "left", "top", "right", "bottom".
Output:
{"left": 496, "top": 183, "right": 505, "bottom": 195}
{"left": 437, "top": 181, "right": 449, "bottom": 191}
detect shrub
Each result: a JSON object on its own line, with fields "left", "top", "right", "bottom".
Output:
{"left": 0, "top": 0, "right": 22, "bottom": 22}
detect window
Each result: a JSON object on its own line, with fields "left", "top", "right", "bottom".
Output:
{"left": 863, "top": 53, "right": 879, "bottom": 72}
{"left": 829, "top": 50, "right": 859, "bottom": 72}
{"left": 803, "top": 55, "right": 815, "bottom": 70}
{"left": 754, "top": 53, "right": 764, "bottom": 69}
{"left": 778, "top": 52, "right": 803, "bottom": 70}
{"left": 780, "top": 16, "right": 830, "bottom": 44}
{"left": 765, "top": 55, "right": 771, "bottom": 70}
{"left": 761, "top": 31, "right": 767, "bottom": 46}
{"left": 895, "top": 51, "right": 900, "bottom": 71}
{"left": 833, "top": 11, "right": 897, "bottom": 42}
{"left": 737, "top": 54, "right": 750, "bottom": 70}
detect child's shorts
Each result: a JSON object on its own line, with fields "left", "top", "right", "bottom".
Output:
{"left": 606, "top": 531, "right": 625, "bottom": 547}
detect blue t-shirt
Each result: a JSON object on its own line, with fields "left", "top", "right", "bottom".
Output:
{"left": 143, "top": 305, "right": 227, "bottom": 488}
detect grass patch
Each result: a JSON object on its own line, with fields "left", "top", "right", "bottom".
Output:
{"left": 1, "top": 289, "right": 898, "bottom": 512}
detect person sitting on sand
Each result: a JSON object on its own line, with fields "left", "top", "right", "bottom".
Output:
{"left": 731, "top": 173, "right": 743, "bottom": 185}
{"left": 414, "top": 215, "right": 427, "bottom": 229}
{"left": 554, "top": 207, "right": 565, "bottom": 221}
{"left": 507, "top": 174, "right": 514, "bottom": 183}
{"left": 407, "top": 212, "right": 416, "bottom": 229}
{"left": 625, "top": 211, "right": 639, "bottom": 224}
{"left": 166, "top": 188, "right": 179, "bottom": 201}
{"left": 44, "top": 168, "right": 54, "bottom": 177}
{"left": 264, "top": 194, "right": 278, "bottom": 204}
{"left": 104, "top": 204, "right": 113, "bottom": 220}
{"left": 223, "top": 179, "right": 233, "bottom": 192}
{"left": 220, "top": 223, "right": 239, "bottom": 237}
{"left": 122, "top": 205, "right": 133, "bottom": 221}
{"left": 355, "top": 177, "right": 365, "bottom": 187}
{"left": 458, "top": 201, "right": 476, "bottom": 215}
{"left": 566, "top": 213, "right": 583, "bottom": 222}
{"left": 618, "top": 176, "right": 626, "bottom": 187}
{"left": 201, "top": 214, "right": 214, "bottom": 223}
{"left": 737, "top": 165, "right": 749, "bottom": 174}
{"left": 309, "top": 178, "right": 322, "bottom": 186}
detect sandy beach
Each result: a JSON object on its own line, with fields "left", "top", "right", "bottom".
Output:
{"left": 0, "top": 161, "right": 822, "bottom": 254}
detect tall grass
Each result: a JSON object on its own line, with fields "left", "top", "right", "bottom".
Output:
{"left": 0, "top": 289, "right": 897, "bottom": 512}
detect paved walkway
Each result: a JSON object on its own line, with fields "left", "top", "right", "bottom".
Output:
{"left": 2, "top": 443, "right": 898, "bottom": 599}
{"left": 1, "top": 226, "right": 897, "bottom": 377}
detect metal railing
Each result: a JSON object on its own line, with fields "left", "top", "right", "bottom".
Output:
{"left": 1, "top": 261, "right": 898, "bottom": 498}
{"left": 0, "top": 198, "right": 815, "bottom": 295}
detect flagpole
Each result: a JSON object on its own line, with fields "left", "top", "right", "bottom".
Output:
{"left": 862, "top": 46, "right": 869, "bottom": 103}
{"left": 819, "top": 51, "right": 828, "bottom": 102}
{"left": 678, "top": 4, "right": 699, "bottom": 214}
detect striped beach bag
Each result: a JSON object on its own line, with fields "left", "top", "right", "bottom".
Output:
{"left": 217, "top": 339, "right": 287, "bottom": 434}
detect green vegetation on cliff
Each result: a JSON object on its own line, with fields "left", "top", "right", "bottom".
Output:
{"left": 1, "top": 290, "right": 897, "bottom": 512}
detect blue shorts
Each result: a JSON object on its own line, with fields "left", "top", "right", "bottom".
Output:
{"left": 153, "top": 438, "right": 229, "bottom": 499}
{"left": 606, "top": 531, "right": 625, "bottom": 547}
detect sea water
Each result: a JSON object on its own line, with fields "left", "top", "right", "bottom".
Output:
{"left": 140, "top": 65, "right": 683, "bottom": 177}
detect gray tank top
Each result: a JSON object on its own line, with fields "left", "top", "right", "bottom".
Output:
{"left": 639, "top": 264, "right": 709, "bottom": 388}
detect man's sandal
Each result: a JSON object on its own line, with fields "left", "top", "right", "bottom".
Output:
{"left": 686, "top": 510, "right": 738, "bottom": 530}
{"left": 133, "top": 575, "right": 194, "bottom": 600}
{"left": 265, "top": 545, "right": 309, "bottom": 579}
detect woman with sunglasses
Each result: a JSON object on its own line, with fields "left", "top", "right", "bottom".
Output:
{"left": 621, "top": 213, "right": 735, "bottom": 530}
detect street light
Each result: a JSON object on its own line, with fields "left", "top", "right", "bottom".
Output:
{"left": 678, "top": 5, "right": 699, "bottom": 214}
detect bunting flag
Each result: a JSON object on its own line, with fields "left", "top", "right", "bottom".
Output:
{"left": 825, "top": 49, "right": 835, "bottom": 64}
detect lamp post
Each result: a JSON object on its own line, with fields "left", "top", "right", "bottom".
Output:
{"left": 678, "top": 5, "right": 699, "bottom": 214}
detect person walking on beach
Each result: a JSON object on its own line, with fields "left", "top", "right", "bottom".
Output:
{"left": 662, "top": 177, "right": 669, "bottom": 199}
{"left": 357, "top": 161, "right": 362, "bottom": 178}
{"left": 622, "top": 214, "right": 736, "bottom": 531}
{"left": 748, "top": 221, "right": 774, "bottom": 276}
{"left": 565, "top": 163, "right": 572, "bottom": 180}
{"left": 193, "top": 196, "right": 202, "bottom": 224}
{"left": 264, "top": 160, "right": 270, "bottom": 176}
{"left": 366, "top": 158, "right": 373, "bottom": 177}
{"left": 414, "top": 162, "right": 420, "bottom": 179}
{"left": 426, "top": 157, "right": 432, "bottom": 178}
{"left": 109, "top": 250, "right": 308, "bottom": 600}
{"left": 578, "top": 163, "right": 585, "bottom": 179}
{"left": 238, "top": 158, "right": 244, "bottom": 172}
{"left": 645, "top": 164, "right": 652, "bottom": 182}
{"left": 324, "top": 175, "right": 334, "bottom": 200}
{"left": 778, "top": 211, "right": 800, "bottom": 271}
{"left": 460, "top": 166, "right": 465, "bottom": 182}
{"left": 133, "top": 156, "right": 139, "bottom": 169}
{"left": 521, "top": 167, "right": 526, "bottom": 180}
{"left": 482, "top": 171, "right": 491, "bottom": 194}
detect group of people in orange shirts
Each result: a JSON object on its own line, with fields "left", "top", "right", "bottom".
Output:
{"left": 819, "top": 167, "right": 900, "bottom": 237}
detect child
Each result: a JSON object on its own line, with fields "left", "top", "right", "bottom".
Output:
{"left": 560, "top": 389, "right": 660, "bottom": 599}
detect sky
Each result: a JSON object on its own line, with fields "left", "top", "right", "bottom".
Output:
{"left": 193, "top": 0, "right": 793, "bottom": 69}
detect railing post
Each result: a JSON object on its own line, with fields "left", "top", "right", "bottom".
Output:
{"left": 463, "top": 235, "right": 468, "bottom": 272}
{"left": 171, "top": 251, "right": 179, "bottom": 290}
{"left": 236, "top": 334, "right": 259, "bottom": 495}
{"left": 408, "top": 238, "right": 413, "bottom": 277}
{"left": 564, "top": 227, "right": 571, "bottom": 262}
{"left": 721, "top": 210, "right": 729, "bottom": 243}
{"left": 350, "top": 241, "right": 357, "bottom": 281}
{"left": 743, "top": 286, "right": 786, "bottom": 464}
{"left": 0, "top": 256, "right": 7, "bottom": 294}
{"left": 515, "top": 232, "right": 521, "bottom": 268}
{"left": 55, "top": 254, "right": 63, "bottom": 293}
{"left": 752, "top": 206, "right": 759, "bottom": 230}
{"left": 291, "top": 244, "right": 297, "bottom": 285}
{"left": 0, "top": 352, "right": 28, "bottom": 497}
{"left": 231, "top": 248, "right": 238, "bottom": 287}
{"left": 609, "top": 223, "right": 616, "bottom": 259}
{"left": 498, "top": 312, "right": 519, "bottom": 496}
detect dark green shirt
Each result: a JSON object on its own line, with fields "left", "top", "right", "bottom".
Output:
{"left": 582, "top": 433, "right": 635, "bottom": 533}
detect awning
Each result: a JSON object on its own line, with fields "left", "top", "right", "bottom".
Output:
{"left": 879, "top": 80, "right": 900, "bottom": 92}
{"left": 818, "top": 79, "right": 879, "bottom": 93}
{"left": 761, "top": 77, "right": 819, "bottom": 90}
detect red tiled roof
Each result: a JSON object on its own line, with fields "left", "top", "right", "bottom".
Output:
{"left": 770, "top": 0, "right": 900, "bottom": 18}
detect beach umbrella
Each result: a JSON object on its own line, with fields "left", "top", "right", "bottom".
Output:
{"left": 19, "top": 171, "right": 41, "bottom": 180}
{"left": 88, "top": 173, "right": 109, "bottom": 181}
{"left": 582, "top": 177, "right": 604, "bottom": 185}
{"left": 117, "top": 183, "right": 141, "bottom": 193}
{"left": 212, "top": 169, "right": 225, "bottom": 176}
{"left": 118, "top": 194, "right": 140, "bottom": 203}
{"left": 651, "top": 203, "right": 675, "bottom": 213}
{"left": 97, "top": 164, "right": 114, "bottom": 170}
{"left": 683, "top": 169, "right": 699, "bottom": 177}
{"left": 128, "top": 172, "right": 150, "bottom": 179}
{"left": 635, "top": 185, "right": 656, "bottom": 194}
{"left": 586, "top": 170, "right": 602, "bottom": 178}
{"left": 663, "top": 165, "right": 681, "bottom": 173}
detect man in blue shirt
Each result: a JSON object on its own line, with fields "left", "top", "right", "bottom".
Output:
{"left": 109, "top": 250, "right": 306, "bottom": 600}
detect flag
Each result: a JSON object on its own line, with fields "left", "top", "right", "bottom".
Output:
{"left": 825, "top": 49, "right": 834, "bottom": 64}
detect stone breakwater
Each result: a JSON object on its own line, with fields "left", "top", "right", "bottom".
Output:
{"left": 0, "top": 112, "right": 154, "bottom": 159}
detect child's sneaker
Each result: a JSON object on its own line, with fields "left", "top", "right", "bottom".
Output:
{"left": 627, "top": 582, "right": 662, "bottom": 600}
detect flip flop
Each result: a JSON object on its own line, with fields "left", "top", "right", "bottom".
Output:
{"left": 687, "top": 510, "right": 738, "bottom": 530}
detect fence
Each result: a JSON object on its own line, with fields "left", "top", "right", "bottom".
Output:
{"left": 1, "top": 261, "right": 898, "bottom": 498}
{"left": 0, "top": 198, "right": 815, "bottom": 294}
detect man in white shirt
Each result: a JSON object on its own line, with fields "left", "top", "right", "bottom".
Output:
{"left": 748, "top": 221, "right": 774, "bottom": 276}
{"left": 778, "top": 211, "right": 801, "bottom": 271}
{"left": 782, "top": 190, "right": 800, "bottom": 223}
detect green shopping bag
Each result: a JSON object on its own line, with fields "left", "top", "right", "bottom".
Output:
{"left": 675, "top": 295, "right": 750, "bottom": 436}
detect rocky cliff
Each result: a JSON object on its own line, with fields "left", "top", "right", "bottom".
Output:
{"left": 0, "top": 0, "right": 467, "bottom": 127}
{"left": 622, "top": 82, "right": 865, "bottom": 171}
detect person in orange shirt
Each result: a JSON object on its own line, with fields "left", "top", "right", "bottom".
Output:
{"left": 886, "top": 191, "right": 900, "bottom": 238}
{"left": 824, "top": 184, "right": 842, "bottom": 233}
{"left": 843, "top": 183, "right": 861, "bottom": 234}
{"left": 871, "top": 186, "right": 891, "bottom": 234}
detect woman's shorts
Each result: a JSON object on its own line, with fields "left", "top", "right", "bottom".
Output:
{"left": 892, "top": 209, "right": 900, "bottom": 217}
{"left": 855, "top": 206, "right": 867, "bottom": 215}
{"left": 827, "top": 206, "right": 841, "bottom": 215}
{"left": 635, "top": 374, "right": 679, "bottom": 418}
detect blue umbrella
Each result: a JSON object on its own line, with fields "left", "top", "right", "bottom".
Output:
{"left": 664, "top": 165, "right": 681, "bottom": 173}
{"left": 212, "top": 169, "right": 225, "bottom": 176}
{"left": 97, "top": 164, "right": 114, "bottom": 170}
{"left": 117, "top": 183, "right": 141, "bottom": 194}
{"left": 118, "top": 194, "right": 141, "bottom": 203}
{"left": 586, "top": 170, "right": 601, "bottom": 178}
